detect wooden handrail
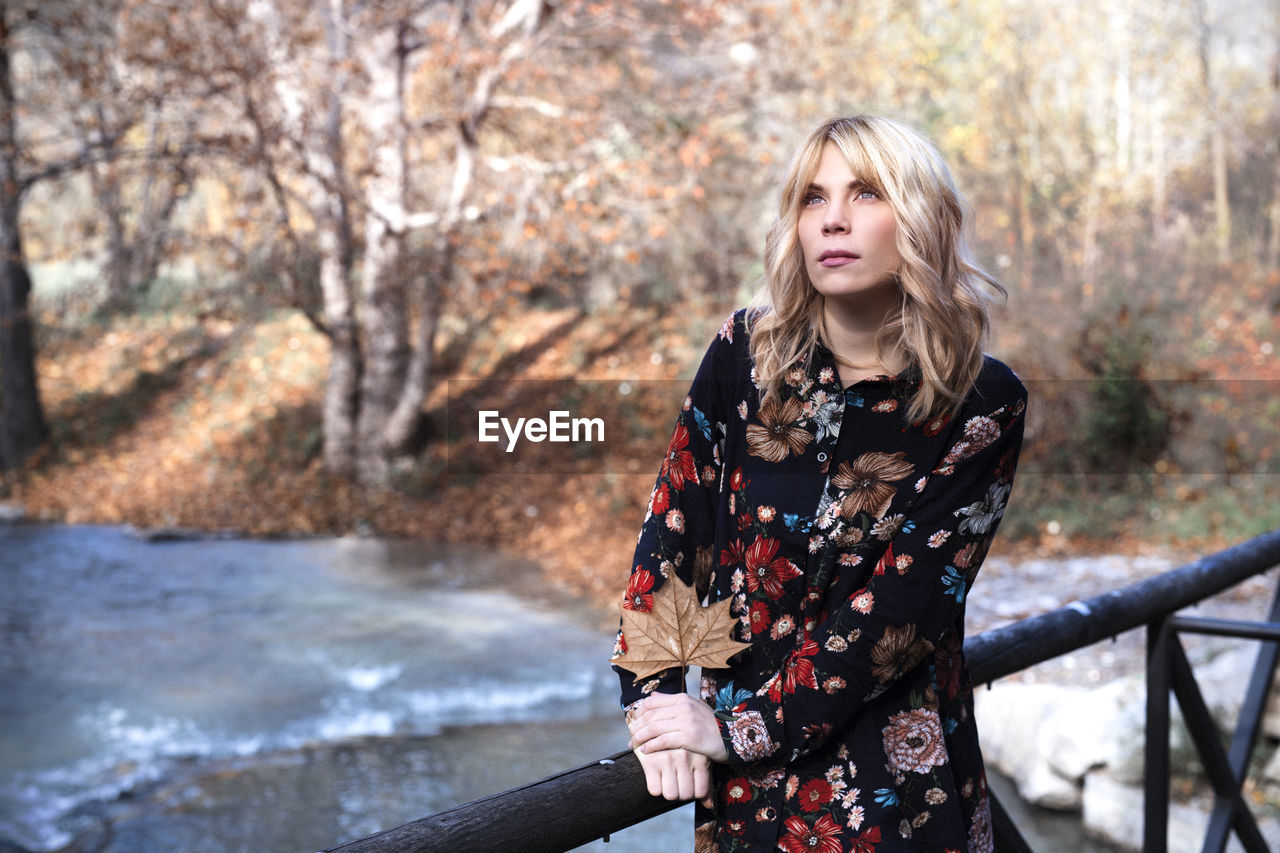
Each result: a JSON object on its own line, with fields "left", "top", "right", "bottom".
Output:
{"left": 322, "top": 750, "right": 678, "bottom": 853}
{"left": 322, "top": 529, "right": 1280, "bottom": 853}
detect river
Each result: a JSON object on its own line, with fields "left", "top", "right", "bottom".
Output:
{"left": 0, "top": 523, "right": 1115, "bottom": 852}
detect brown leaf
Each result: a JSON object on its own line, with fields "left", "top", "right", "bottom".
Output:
{"left": 611, "top": 575, "right": 751, "bottom": 681}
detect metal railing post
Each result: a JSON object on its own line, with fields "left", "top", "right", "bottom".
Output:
{"left": 1145, "top": 617, "right": 1172, "bottom": 853}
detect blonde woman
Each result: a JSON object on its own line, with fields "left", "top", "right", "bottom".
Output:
{"left": 613, "top": 115, "right": 1026, "bottom": 852}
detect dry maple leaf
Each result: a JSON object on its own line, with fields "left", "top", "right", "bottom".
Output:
{"left": 611, "top": 576, "right": 752, "bottom": 680}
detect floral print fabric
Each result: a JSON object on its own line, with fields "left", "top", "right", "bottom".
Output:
{"left": 613, "top": 310, "right": 1026, "bottom": 852}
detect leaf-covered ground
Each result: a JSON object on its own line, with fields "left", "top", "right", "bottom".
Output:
{"left": 5, "top": 300, "right": 1273, "bottom": 605}
{"left": 8, "top": 305, "right": 722, "bottom": 603}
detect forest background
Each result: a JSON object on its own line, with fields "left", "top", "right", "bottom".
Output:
{"left": 1, "top": 0, "right": 1278, "bottom": 603}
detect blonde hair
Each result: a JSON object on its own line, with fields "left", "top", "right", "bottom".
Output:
{"left": 747, "top": 115, "right": 1004, "bottom": 423}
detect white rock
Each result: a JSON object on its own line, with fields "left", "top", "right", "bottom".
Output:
{"left": 1083, "top": 769, "right": 1280, "bottom": 852}
{"left": 1264, "top": 747, "right": 1280, "bottom": 786}
{"left": 976, "top": 675, "right": 1206, "bottom": 804}
{"left": 1192, "top": 643, "right": 1261, "bottom": 727}
{"left": 1261, "top": 670, "right": 1280, "bottom": 741}
{"left": 1047, "top": 681, "right": 1137, "bottom": 782}
{"left": 976, "top": 683, "right": 1082, "bottom": 809}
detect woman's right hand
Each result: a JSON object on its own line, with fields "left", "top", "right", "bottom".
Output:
{"left": 633, "top": 745, "right": 714, "bottom": 808}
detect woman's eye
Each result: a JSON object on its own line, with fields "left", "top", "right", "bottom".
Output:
{"left": 857, "top": 188, "right": 880, "bottom": 200}
{"left": 804, "top": 193, "right": 824, "bottom": 205}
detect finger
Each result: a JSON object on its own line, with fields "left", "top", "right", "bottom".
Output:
{"left": 639, "top": 692, "right": 682, "bottom": 711}
{"left": 639, "top": 732, "right": 682, "bottom": 754}
{"left": 693, "top": 760, "right": 710, "bottom": 803}
{"left": 675, "top": 757, "right": 694, "bottom": 801}
{"left": 642, "top": 762, "right": 663, "bottom": 798}
{"left": 632, "top": 719, "right": 680, "bottom": 749}
{"left": 630, "top": 705, "right": 678, "bottom": 730}
{"left": 629, "top": 722, "right": 657, "bottom": 748}
{"left": 662, "top": 761, "right": 682, "bottom": 801}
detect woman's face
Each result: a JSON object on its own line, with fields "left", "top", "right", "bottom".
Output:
{"left": 797, "top": 143, "right": 901, "bottom": 309}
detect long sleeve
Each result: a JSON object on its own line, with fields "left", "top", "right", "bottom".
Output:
{"left": 613, "top": 314, "right": 744, "bottom": 707}
{"left": 715, "top": 373, "right": 1026, "bottom": 767}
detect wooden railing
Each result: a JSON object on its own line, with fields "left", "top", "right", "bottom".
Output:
{"left": 321, "top": 529, "right": 1280, "bottom": 853}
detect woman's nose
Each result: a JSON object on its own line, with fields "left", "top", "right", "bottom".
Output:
{"left": 822, "top": 205, "right": 849, "bottom": 234}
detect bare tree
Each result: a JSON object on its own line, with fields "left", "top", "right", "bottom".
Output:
{"left": 0, "top": 0, "right": 133, "bottom": 469}
{"left": 0, "top": 2, "right": 44, "bottom": 470}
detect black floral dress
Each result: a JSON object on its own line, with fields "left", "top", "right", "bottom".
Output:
{"left": 613, "top": 310, "right": 1026, "bottom": 852}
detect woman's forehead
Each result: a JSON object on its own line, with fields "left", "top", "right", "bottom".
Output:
{"left": 803, "top": 138, "right": 882, "bottom": 188}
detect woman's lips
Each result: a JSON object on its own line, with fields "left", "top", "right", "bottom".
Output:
{"left": 818, "top": 250, "right": 860, "bottom": 267}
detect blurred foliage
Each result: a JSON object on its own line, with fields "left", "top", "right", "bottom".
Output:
{"left": 6, "top": 0, "right": 1280, "bottom": 558}
{"left": 1077, "top": 304, "right": 1174, "bottom": 474}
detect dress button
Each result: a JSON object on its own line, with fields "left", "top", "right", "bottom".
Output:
{"left": 817, "top": 452, "right": 828, "bottom": 463}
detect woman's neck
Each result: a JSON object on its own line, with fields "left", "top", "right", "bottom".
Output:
{"left": 822, "top": 294, "right": 900, "bottom": 384}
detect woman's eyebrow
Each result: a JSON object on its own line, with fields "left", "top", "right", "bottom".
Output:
{"left": 807, "top": 179, "right": 870, "bottom": 191}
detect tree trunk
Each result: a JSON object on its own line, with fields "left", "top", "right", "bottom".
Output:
{"left": 90, "top": 156, "right": 134, "bottom": 310}
{"left": 1194, "top": 0, "right": 1232, "bottom": 264}
{"left": 317, "top": 0, "right": 360, "bottom": 477}
{"left": 0, "top": 9, "right": 46, "bottom": 471}
{"left": 0, "top": 200, "right": 45, "bottom": 471}
{"left": 251, "top": 0, "right": 361, "bottom": 476}
{"left": 1151, "top": 101, "right": 1168, "bottom": 239}
{"left": 1266, "top": 6, "right": 1280, "bottom": 270}
{"left": 353, "top": 25, "right": 409, "bottom": 486}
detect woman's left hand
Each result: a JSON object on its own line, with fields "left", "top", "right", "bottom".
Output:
{"left": 628, "top": 692, "right": 729, "bottom": 763}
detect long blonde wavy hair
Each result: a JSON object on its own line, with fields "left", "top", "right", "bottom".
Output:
{"left": 747, "top": 115, "right": 1004, "bottom": 423}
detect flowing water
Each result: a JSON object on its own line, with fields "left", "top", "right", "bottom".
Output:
{"left": 1, "top": 523, "right": 1114, "bottom": 852}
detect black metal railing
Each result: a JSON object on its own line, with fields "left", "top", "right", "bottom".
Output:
{"left": 1145, "top": 581, "right": 1280, "bottom": 852}
{"left": 321, "top": 529, "right": 1280, "bottom": 853}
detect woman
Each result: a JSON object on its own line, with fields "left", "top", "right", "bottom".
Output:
{"left": 613, "top": 114, "right": 1026, "bottom": 852}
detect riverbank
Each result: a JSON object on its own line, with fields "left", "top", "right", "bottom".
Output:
{"left": 5, "top": 302, "right": 1275, "bottom": 611}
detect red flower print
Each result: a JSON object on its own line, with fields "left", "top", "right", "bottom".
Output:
{"left": 780, "top": 638, "right": 819, "bottom": 695}
{"left": 720, "top": 538, "right": 746, "bottom": 567}
{"left": 798, "top": 778, "right": 834, "bottom": 812}
{"left": 850, "top": 825, "right": 882, "bottom": 853}
{"left": 935, "top": 637, "right": 964, "bottom": 700}
{"left": 778, "top": 814, "right": 843, "bottom": 853}
{"left": 661, "top": 425, "right": 698, "bottom": 490}
{"left": 953, "top": 541, "right": 980, "bottom": 569}
{"left": 921, "top": 411, "right": 951, "bottom": 436}
{"left": 744, "top": 537, "right": 802, "bottom": 599}
{"left": 747, "top": 601, "right": 771, "bottom": 635}
{"left": 873, "top": 543, "right": 894, "bottom": 576}
{"left": 724, "top": 777, "right": 752, "bottom": 803}
{"left": 651, "top": 483, "right": 670, "bottom": 515}
{"left": 623, "top": 569, "right": 655, "bottom": 611}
